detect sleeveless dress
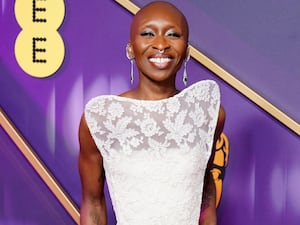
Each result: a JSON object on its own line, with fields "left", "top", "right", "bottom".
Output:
{"left": 85, "top": 80, "right": 220, "bottom": 225}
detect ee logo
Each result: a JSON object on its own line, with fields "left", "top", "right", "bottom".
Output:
{"left": 14, "top": 0, "right": 65, "bottom": 78}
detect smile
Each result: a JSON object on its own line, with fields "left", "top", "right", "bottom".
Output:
{"left": 149, "top": 57, "right": 172, "bottom": 63}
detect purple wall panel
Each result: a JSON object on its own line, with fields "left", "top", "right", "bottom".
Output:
{"left": 184, "top": 59, "right": 300, "bottom": 225}
{"left": 0, "top": 127, "right": 76, "bottom": 225}
{"left": 1, "top": 1, "right": 300, "bottom": 225}
{"left": 133, "top": 0, "right": 300, "bottom": 123}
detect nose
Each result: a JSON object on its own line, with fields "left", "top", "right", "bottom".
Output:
{"left": 152, "top": 35, "right": 170, "bottom": 52}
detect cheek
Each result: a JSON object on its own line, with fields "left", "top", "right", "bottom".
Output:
{"left": 173, "top": 42, "right": 188, "bottom": 57}
{"left": 132, "top": 39, "right": 151, "bottom": 56}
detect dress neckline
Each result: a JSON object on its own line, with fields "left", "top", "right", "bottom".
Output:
{"left": 103, "top": 80, "right": 212, "bottom": 104}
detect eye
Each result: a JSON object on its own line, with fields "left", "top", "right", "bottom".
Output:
{"left": 165, "top": 30, "right": 182, "bottom": 39}
{"left": 140, "top": 31, "right": 155, "bottom": 37}
{"left": 167, "top": 32, "right": 181, "bottom": 38}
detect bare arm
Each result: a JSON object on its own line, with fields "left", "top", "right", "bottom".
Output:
{"left": 78, "top": 115, "right": 107, "bottom": 225}
{"left": 199, "top": 105, "right": 226, "bottom": 225}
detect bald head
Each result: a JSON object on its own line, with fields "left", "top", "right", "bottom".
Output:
{"left": 130, "top": 1, "right": 189, "bottom": 42}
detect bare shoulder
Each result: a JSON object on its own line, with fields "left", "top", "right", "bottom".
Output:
{"left": 215, "top": 105, "right": 226, "bottom": 139}
{"left": 218, "top": 105, "right": 226, "bottom": 124}
{"left": 79, "top": 114, "right": 90, "bottom": 141}
{"left": 78, "top": 114, "right": 99, "bottom": 155}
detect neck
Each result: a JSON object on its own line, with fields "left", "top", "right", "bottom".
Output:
{"left": 134, "top": 80, "right": 179, "bottom": 100}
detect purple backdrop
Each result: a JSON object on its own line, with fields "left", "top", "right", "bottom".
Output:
{"left": 0, "top": 1, "right": 300, "bottom": 225}
{"left": 0, "top": 127, "right": 75, "bottom": 225}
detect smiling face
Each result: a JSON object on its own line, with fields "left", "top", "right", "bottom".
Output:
{"left": 128, "top": 2, "right": 189, "bottom": 85}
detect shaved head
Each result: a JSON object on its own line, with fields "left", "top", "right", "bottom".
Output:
{"left": 126, "top": 1, "right": 190, "bottom": 84}
{"left": 130, "top": 1, "right": 189, "bottom": 42}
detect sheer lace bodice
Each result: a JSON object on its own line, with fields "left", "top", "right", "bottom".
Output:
{"left": 85, "top": 80, "right": 220, "bottom": 225}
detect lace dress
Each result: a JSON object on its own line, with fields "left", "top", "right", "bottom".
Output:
{"left": 85, "top": 80, "right": 220, "bottom": 225}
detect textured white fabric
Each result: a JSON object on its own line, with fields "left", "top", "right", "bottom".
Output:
{"left": 85, "top": 80, "right": 220, "bottom": 225}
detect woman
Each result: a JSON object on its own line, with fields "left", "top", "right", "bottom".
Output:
{"left": 78, "top": 1, "right": 225, "bottom": 225}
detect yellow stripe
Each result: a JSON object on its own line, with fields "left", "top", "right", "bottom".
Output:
{"left": 0, "top": 108, "right": 80, "bottom": 224}
{"left": 115, "top": 0, "right": 139, "bottom": 14}
{"left": 189, "top": 46, "right": 300, "bottom": 135}
{"left": 115, "top": 0, "right": 300, "bottom": 136}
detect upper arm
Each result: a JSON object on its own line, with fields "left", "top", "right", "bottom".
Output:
{"left": 199, "top": 105, "right": 225, "bottom": 224}
{"left": 214, "top": 105, "right": 226, "bottom": 143}
{"left": 78, "top": 114, "right": 105, "bottom": 201}
{"left": 78, "top": 114, "right": 108, "bottom": 224}
{"left": 208, "top": 105, "right": 226, "bottom": 167}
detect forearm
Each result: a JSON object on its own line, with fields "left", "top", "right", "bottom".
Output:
{"left": 80, "top": 197, "right": 107, "bottom": 225}
{"left": 199, "top": 105, "right": 225, "bottom": 225}
{"left": 199, "top": 172, "right": 217, "bottom": 225}
{"left": 79, "top": 115, "right": 107, "bottom": 225}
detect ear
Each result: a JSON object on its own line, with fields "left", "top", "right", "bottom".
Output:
{"left": 126, "top": 43, "right": 134, "bottom": 60}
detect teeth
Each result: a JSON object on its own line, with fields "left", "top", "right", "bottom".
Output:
{"left": 149, "top": 58, "right": 171, "bottom": 63}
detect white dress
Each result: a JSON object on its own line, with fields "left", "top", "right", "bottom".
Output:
{"left": 85, "top": 80, "right": 220, "bottom": 225}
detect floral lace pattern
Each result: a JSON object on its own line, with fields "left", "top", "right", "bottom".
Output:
{"left": 85, "top": 80, "right": 220, "bottom": 225}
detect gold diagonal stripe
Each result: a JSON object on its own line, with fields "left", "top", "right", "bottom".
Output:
{"left": 115, "top": 0, "right": 300, "bottom": 136}
{"left": 115, "top": 0, "right": 139, "bottom": 14}
{"left": 189, "top": 47, "right": 300, "bottom": 136}
{"left": 0, "top": 108, "right": 80, "bottom": 224}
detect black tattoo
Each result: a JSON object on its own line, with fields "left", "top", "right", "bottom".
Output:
{"left": 201, "top": 172, "right": 215, "bottom": 211}
{"left": 97, "top": 175, "right": 102, "bottom": 184}
{"left": 90, "top": 211, "right": 100, "bottom": 224}
{"left": 89, "top": 199, "right": 103, "bottom": 225}
{"left": 97, "top": 168, "right": 105, "bottom": 184}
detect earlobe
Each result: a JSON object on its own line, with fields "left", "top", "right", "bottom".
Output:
{"left": 126, "top": 43, "right": 135, "bottom": 84}
{"left": 185, "top": 44, "right": 190, "bottom": 61}
{"left": 126, "top": 43, "right": 134, "bottom": 60}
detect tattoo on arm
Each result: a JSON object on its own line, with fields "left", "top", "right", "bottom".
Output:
{"left": 98, "top": 173, "right": 104, "bottom": 184}
{"left": 89, "top": 196, "right": 104, "bottom": 225}
{"left": 90, "top": 210, "right": 101, "bottom": 225}
{"left": 89, "top": 174, "right": 106, "bottom": 225}
{"left": 201, "top": 172, "right": 215, "bottom": 211}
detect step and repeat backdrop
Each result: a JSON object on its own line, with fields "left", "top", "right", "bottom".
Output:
{"left": 1, "top": 1, "right": 299, "bottom": 225}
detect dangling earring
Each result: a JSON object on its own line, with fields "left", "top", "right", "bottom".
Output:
{"left": 183, "top": 46, "right": 190, "bottom": 86}
{"left": 126, "top": 44, "right": 134, "bottom": 84}
{"left": 130, "top": 59, "right": 134, "bottom": 84}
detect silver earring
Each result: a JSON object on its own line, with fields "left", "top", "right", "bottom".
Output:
{"left": 130, "top": 59, "right": 134, "bottom": 84}
{"left": 182, "top": 45, "right": 191, "bottom": 86}
{"left": 126, "top": 44, "right": 134, "bottom": 84}
{"left": 183, "top": 55, "right": 190, "bottom": 86}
